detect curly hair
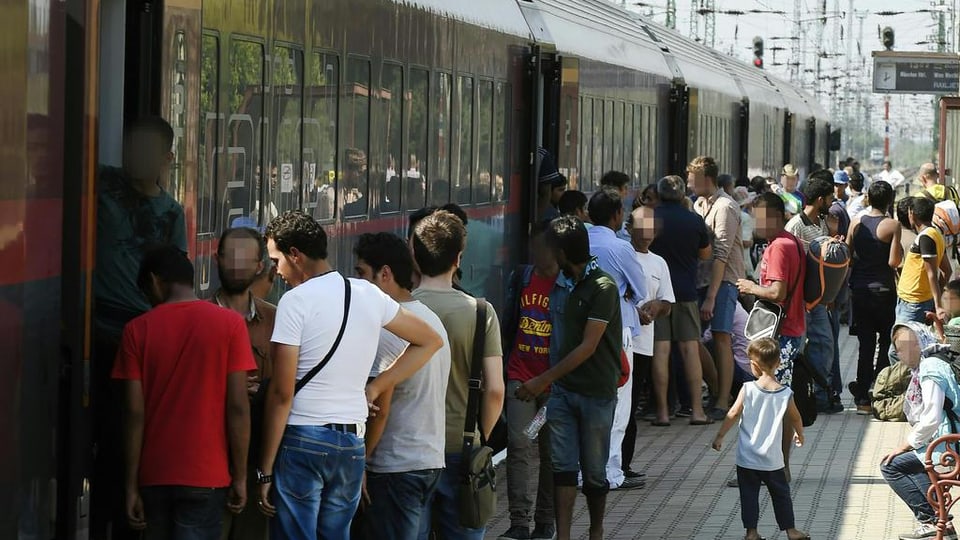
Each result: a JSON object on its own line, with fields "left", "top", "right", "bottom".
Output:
{"left": 264, "top": 210, "right": 328, "bottom": 259}
{"left": 686, "top": 156, "right": 719, "bottom": 180}
{"left": 354, "top": 232, "right": 415, "bottom": 291}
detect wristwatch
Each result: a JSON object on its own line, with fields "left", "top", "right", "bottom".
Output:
{"left": 256, "top": 469, "right": 273, "bottom": 485}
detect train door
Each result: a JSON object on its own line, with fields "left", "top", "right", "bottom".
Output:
{"left": 667, "top": 82, "right": 690, "bottom": 175}
{"left": 736, "top": 100, "right": 749, "bottom": 181}
{"left": 782, "top": 111, "right": 793, "bottom": 169}
{"left": 806, "top": 118, "right": 817, "bottom": 173}
{"left": 75, "top": 1, "right": 201, "bottom": 538}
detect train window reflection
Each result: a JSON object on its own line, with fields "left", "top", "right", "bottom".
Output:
{"left": 404, "top": 68, "right": 428, "bottom": 210}
{"left": 198, "top": 34, "right": 219, "bottom": 238}
{"left": 494, "top": 81, "right": 508, "bottom": 203}
{"left": 647, "top": 106, "right": 657, "bottom": 184}
{"left": 305, "top": 53, "right": 339, "bottom": 221}
{"left": 614, "top": 101, "right": 624, "bottom": 174}
{"left": 476, "top": 80, "right": 493, "bottom": 204}
{"left": 268, "top": 46, "right": 303, "bottom": 223}
{"left": 381, "top": 63, "right": 403, "bottom": 213}
{"left": 592, "top": 99, "right": 602, "bottom": 188}
{"left": 227, "top": 39, "right": 264, "bottom": 232}
{"left": 581, "top": 97, "right": 591, "bottom": 190}
{"left": 603, "top": 100, "right": 613, "bottom": 175}
{"left": 454, "top": 75, "right": 473, "bottom": 204}
{"left": 431, "top": 72, "right": 452, "bottom": 206}
{"left": 343, "top": 57, "right": 370, "bottom": 217}
{"left": 633, "top": 104, "right": 642, "bottom": 185}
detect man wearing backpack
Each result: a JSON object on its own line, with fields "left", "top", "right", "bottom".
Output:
{"left": 917, "top": 162, "right": 960, "bottom": 206}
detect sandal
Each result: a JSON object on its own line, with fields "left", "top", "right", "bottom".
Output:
{"left": 651, "top": 420, "right": 671, "bottom": 427}
{"left": 689, "top": 418, "right": 715, "bottom": 425}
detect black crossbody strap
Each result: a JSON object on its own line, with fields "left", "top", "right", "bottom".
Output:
{"left": 293, "top": 275, "right": 352, "bottom": 395}
{"left": 782, "top": 237, "right": 804, "bottom": 309}
{"left": 461, "top": 299, "right": 488, "bottom": 472}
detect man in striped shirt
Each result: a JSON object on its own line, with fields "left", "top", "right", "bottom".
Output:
{"left": 784, "top": 171, "right": 842, "bottom": 414}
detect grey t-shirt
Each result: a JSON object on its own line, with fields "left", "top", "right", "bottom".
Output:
{"left": 367, "top": 300, "right": 451, "bottom": 473}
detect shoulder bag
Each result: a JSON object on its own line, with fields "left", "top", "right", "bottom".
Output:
{"left": 744, "top": 238, "right": 804, "bottom": 341}
{"left": 458, "top": 299, "right": 498, "bottom": 529}
{"left": 250, "top": 275, "right": 352, "bottom": 460}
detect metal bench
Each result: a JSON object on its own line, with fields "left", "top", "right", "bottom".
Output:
{"left": 924, "top": 433, "right": 960, "bottom": 540}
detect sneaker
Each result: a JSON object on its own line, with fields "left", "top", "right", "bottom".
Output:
{"left": 899, "top": 523, "right": 939, "bottom": 539}
{"left": 726, "top": 478, "right": 739, "bottom": 488}
{"left": 624, "top": 469, "right": 646, "bottom": 479}
{"left": 615, "top": 476, "right": 646, "bottom": 490}
{"left": 499, "top": 525, "right": 531, "bottom": 540}
{"left": 531, "top": 523, "right": 557, "bottom": 540}
{"left": 856, "top": 404, "right": 873, "bottom": 415}
{"left": 707, "top": 407, "right": 728, "bottom": 421}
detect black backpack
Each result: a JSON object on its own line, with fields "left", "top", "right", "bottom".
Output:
{"left": 792, "top": 347, "right": 830, "bottom": 427}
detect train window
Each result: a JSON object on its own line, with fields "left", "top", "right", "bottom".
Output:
{"left": 476, "top": 80, "right": 494, "bottom": 204}
{"left": 647, "top": 106, "right": 657, "bottom": 184}
{"left": 269, "top": 46, "right": 303, "bottom": 221}
{"left": 494, "top": 81, "right": 508, "bottom": 203}
{"left": 580, "top": 97, "right": 591, "bottom": 190}
{"left": 304, "top": 52, "right": 339, "bottom": 221}
{"left": 623, "top": 104, "right": 633, "bottom": 186}
{"left": 198, "top": 34, "right": 219, "bottom": 239}
{"left": 592, "top": 99, "right": 602, "bottom": 188}
{"left": 226, "top": 39, "right": 265, "bottom": 232}
{"left": 431, "top": 72, "right": 452, "bottom": 205}
{"left": 603, "top": 100, "right": 613, "bottom": 174}
{"left": 612, "top": 101, "right": 626, "bottom": 171}
{"left": 454, "top": 75, "right": 474, "bottom": 204}
{"left": 632, "top": 104, "right": 642, "bottom": 185}
{"left": 343, "top": 57, "right": 371, "bottom": 217}
{"left": 404, "top": 68, "right": 429, "bottom": 210}
{"left": 381, "top": 63, "right": 403, "bottom": 213}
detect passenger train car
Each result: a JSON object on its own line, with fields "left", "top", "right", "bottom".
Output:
{"left": 4, "top": 0, "right": 831, "bottom": 537}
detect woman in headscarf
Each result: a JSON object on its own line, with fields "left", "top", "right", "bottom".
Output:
{"left": 880, "top": 321, "right": 960, "bottom": 540}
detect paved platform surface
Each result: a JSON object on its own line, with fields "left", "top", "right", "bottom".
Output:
{"left": 485, "top": 328, "right": 919, "bottom": 539}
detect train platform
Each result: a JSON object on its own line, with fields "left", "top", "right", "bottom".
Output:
{"left": 484, "top": 328, "right": 919, "bottom": 540}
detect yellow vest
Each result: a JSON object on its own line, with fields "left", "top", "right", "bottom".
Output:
{"left": 897, "top": 227, "right": 945, "bottom": 303}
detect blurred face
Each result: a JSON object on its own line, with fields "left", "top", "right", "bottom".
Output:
{"left": 893, "top": 328, "right": 921, "bottom": 370}
{"left": 267, "top": 238, "right": 304, "bottom": 287}
{"left": 123, "top": 129, "right": 172, "bottom": 182}
{"left": 754, "top": 206, "right": 784, "bottom": 240}
{"left": 781, "top": 174, "right": 798, "bottom": 191}
{"left": 531, "top": 233, "right": 557, "bottom": 272}
{"left": 641, "top": 188, "right": 660, "bottom": 209}
{"left": 943, "top": 289, "right": 960, "bottom": 316}
{"left": 216, "top": 236, "right": 264, "bottom": 295}
{"left": 631, "top": 206, "right": 657, "bottom": 247}
{"left": 815, "top": 193, "right": 835, "bottom": 215}
{"left": 687, "top": 171, "right": 712, "bottom": 197}
{"left": 884, "top": 163, "right": 891, "bottom": 171}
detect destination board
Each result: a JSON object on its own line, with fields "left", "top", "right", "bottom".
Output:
{"left": 872, "top": 51, "right": 960, "bottom": 95}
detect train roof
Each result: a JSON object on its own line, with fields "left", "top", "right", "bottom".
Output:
{"left": 400, "top": 0, "right": 533, "bottom": 37}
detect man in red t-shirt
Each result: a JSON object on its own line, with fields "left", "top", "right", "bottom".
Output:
{"left": 737, "top": 192, "right": 806, "bottom": 478}
{"left": 499, "top": 222, "right": 559, "bottom": 540}
{"left": 112, "top": 245, "right": 256, "bottom": 540}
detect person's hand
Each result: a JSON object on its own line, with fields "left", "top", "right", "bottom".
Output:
{"left": 736, "top": 279, "right": 755, "bottom": 295}
{"left": 880, "top": 443, "right": 913, "bottom": 465}
{"left": 258, "top": 481, "right": 276, "bottom": 517}
{"left": 364, "top": 385, "right": 383, "bottom": 418}
{"left": 711, "top": 436, "right": 723, "bottom": 451}
{"left": 639, "top": 302, "right": 656, "bottom": 325}
{"left": 227, "top": 478, "right": 246, "bottom": 514}
{"left": 794, "top": 432, "right": 804, "bottom": 448}
{"left": 937, "top": 307, "right": 951, "bottom": 323}
{"left": 247, "top": 374, "right": 261, "bottom": 396}
{"left": 516, "top": 376, "right": 549, "bottom": 401}
{"left": 700, "top": 296, "right": 715, "bottom": 322}
{"left": 125, "top": 487, "right": 146, "bottom": 531}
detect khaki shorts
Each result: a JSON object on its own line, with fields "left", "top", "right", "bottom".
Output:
{"left": 654, "top": 301, "right": 701, "bottom": 342}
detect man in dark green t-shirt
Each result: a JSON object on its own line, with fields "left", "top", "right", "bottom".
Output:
{"left": 516, "top": 215, "right": 621, "bottom": 540}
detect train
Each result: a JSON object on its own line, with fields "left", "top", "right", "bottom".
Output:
{"left": 4, "top": 0, "right": 832, "bottom": 537}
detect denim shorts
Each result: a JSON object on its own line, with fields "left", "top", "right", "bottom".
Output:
{"left": 547, "top": 386, "right": 616, "bottom": 496}
{"left": 698, "top": 281, "right": 739, "bottom": 334}
{"left": 896, "top": 298, "right": 935, "bottom": 325}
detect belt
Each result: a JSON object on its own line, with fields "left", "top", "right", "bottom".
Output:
{"left": 320, "top": 423, "right": 363, "bottom": 435}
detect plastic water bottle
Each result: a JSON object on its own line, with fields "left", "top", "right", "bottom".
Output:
{"left": 524, "top": 406, "right": 548, "bottom": 439}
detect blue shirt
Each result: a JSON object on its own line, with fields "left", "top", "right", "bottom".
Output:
{"left": 588, "top": 225, "right": 647, "bottom": 337}
{"left": 649, "top": 201, "right": 711, "bottom": 302}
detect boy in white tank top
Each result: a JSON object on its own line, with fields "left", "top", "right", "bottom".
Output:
{"left": 712, "top": 338, "right": 810, "bottom": 540}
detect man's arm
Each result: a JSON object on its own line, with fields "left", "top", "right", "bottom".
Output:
{"left": 260, "top": 344, "right": 298, "bottom": 476}
{"left": 480, "top": 355, "right": 505, "bottom": 440}
{"left": 364, "top": 383, "right": 394, "bottom": 457}
{"left": 738, "top": 279, "right": 786, "bottom": 303}
{"left": 121, "top": 380, "right": 145, "bottom": 515}
{"left": 368, "top": 307, "right": 443, "bottom": 403}
{"left": 519, "top": 319, "right": 609, "bottom": 396}
{"left": 888, "top": 224, "right": 903, "bottom": 269}
{"left": 225, "top": 370, "right": 250, "bottom": 512}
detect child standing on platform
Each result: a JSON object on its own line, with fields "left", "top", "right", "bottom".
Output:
{"left": 712, "top": 338, "right": 811, "bottom": 540}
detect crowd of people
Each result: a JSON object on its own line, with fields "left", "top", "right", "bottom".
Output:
{"left": 93, "top": 116, "right": 960, "bottom": 540}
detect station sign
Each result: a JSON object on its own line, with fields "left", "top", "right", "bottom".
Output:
{"left": 872, "top": 51, "right": 960, "bottom": 95}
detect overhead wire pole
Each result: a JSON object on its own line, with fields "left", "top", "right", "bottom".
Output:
{"left": 815, "top": 0, "right": 827, "bottom": 97}
{"left": 703, "top": 0, "right": 716, "bottom": 48}
{"left": 666, "top": 0, "right": 676, "bottom": 29}
{"left": 690, "top": 0, "right": 701, "bottom": 42}
{"left": 792, "top": 0, "right": 802, "bottom": 83}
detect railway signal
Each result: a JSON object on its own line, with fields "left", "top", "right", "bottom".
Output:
{"left": 882, "top": 27, "right": 895, "bottom": 50}
{"left": 753, "top": 36, "right": 764, "bottom": 68}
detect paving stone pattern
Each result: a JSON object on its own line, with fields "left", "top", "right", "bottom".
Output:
{"left": 485, "top": 329, "right": 919, "bottom": 539}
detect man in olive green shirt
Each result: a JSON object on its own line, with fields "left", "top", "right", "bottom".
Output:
{"left": 517, "top": 216, "right": 622, "bottom": 540}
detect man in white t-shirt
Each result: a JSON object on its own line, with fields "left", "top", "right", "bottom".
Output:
{"left": 350, "top": 232, "right": 452, "bottom": 540}
{"left": 624, "top": 206, "right": 675, "bottom": 466}
{"left": 877, "top": 160, "right": 906, "bottom": 189}
{"left": 257, "top": 211, "right": 443, "bottom": 540}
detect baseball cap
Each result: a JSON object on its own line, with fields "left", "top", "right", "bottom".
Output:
{"left": 536, "top": 147, "right": 566, "bottom": 187}
{"left": 833, "top": 170, "right": 849, "bottom": 185}
{"left": 782, "top": 163, "right": 798, "bottom": 177}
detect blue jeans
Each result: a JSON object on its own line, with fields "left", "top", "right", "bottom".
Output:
{"left": 425, "top": 454, "right": 485, "bottom": 539}
{"left": 737, "top": 466, "right": 795, "bottom": 530}
{"left": 804, "top": 305, "right": 833, "bottom": 407}
{"left": 360, "top": 469, "right": 441, "bottom": 540}
{"left": 896, "top": 298, "right": 935, "bottom": 324}
{"left": 829, "top": 307, "right": 843, "bottom": 396}
{"left": 140, "top": 486, "right": 227, "bottom": 540}
{"left": 547, "top": 386, "right": 616, "bottom": 496}
{"left": 880, "top": 451, "right": 936, "bottom": 523}
{"left": 270, "top": 425, "right": 365, "bottom": 540}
